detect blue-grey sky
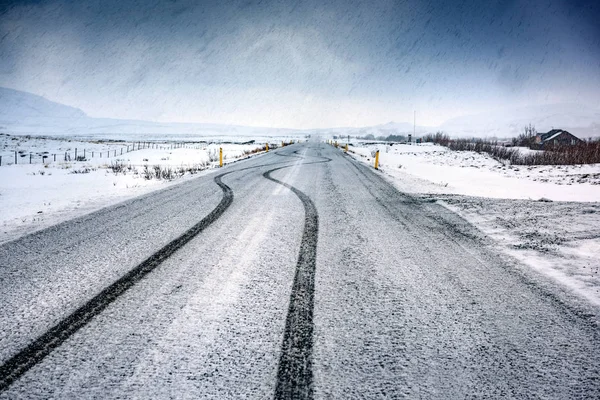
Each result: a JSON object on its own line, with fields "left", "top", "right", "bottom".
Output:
{"left": 1, "top": 0, "right": 599, "bottom": 128}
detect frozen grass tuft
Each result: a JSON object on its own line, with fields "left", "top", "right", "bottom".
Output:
{"left": 70, "top": 167, "right": 95, "bottom": 174}
{"left": 109, "top": 161, "right": 128, "bottom": 175}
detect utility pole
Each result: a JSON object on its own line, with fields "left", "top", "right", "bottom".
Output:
{"left": 413, "top": 110, "right": 416, "bottom": 138}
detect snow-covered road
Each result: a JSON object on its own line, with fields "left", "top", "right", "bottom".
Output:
{"left": 1, "top": 143, "right": 599, "bottom": 398}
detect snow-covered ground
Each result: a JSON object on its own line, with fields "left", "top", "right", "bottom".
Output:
{"left": 0, "top": 134, "right": 276, "bottom": 244}
{"left": 349, "top": 142, "right": 600, "bottom": 201}
{"left": 347, "top": 142, "right": 600, "bottom": 306}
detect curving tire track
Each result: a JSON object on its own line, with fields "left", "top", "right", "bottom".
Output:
{"left": 0, "top": 173, "right": 237, "bottom": 391}
{"left": 0, "top": 157, "right": 297, "bottom": 391}
{"left": 264, "top": 149, "right": 330, "bottom": 400}
{"left": 0, "top": 146, "right": 329, "bottom": 394}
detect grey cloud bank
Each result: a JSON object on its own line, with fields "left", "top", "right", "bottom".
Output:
{"left": 1, "top": 0, "right": 599, "bottom": 129}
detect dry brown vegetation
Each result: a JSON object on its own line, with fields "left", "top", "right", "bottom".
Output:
{"left": 422, "top": 132, "right": 600, "bottom": 165}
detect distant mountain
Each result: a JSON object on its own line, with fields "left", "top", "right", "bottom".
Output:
{"left": 2, "top": 87, "right": 599, "bottom": 140}
{"left": 310, "top": 121, "right": 433, "bottom": 139}
{"left": 0, "top": 87, "right": 296, "bottom": 138}
{"left": 0, "top": 87, "right": 87, "bottom": 120}
{"left": 440, "top": 104, "right": 600, "bottom": 139}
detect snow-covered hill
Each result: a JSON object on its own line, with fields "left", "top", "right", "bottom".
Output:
{"left": 0, "top": 87, "right": 297, "bottom": 138}
{"left": 2, "top": 87, "right": 599, "bottom": 139}
{"left": 0, "top": 87, "right": 87, "bottom": 120}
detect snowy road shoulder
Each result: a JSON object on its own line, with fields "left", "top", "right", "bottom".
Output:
{"left": 346, "top": 143, "right": 600, "bottom": 306}
{"left": 437, "top": 195, "right": 600, "bottom": 307}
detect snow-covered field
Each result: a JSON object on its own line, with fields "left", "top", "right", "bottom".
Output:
{"left": 0, "top": 134, "right": 277, "bottom": 243}
{"left": 347, "top": 142, "right": 600, "bottom": 305}
{"left": 349, "top": 142, "right": 600, "bottom": 201}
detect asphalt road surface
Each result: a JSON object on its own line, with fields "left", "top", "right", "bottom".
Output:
{"left": 1, "top": 142, "right": 599, "bottom": 399}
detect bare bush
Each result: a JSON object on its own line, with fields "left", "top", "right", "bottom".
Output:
{"left": 242, "top": 145, "right": 267, "bottom": 156}
{"left": 186, "top": 163, "right": 207, "bottom": 174}
{"left": 512, "top": 124, "right": 537, "bottom": 147}
{"left": 208, "top": 148, "right": 219, "bottom": 162}
{"left": 109, "top": 161, "right": 127, "bottom": 175}
{"left": 142, "top": 164, "right": 153, "bottom": 180}
{"left": 70, "top": 167, "right": 95, "bottom": 174}
{"left": 153, "top": 165, "right": 175, "bottom": 180}
{"left": 422, "top": 131, "right": 451, "bottom": 146}
{"left": 447, "top": 137, "right": 600, "bottom": 166}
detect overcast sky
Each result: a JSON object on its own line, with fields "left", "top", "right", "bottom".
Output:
{"left": 1, "top": 0, "right": 599, "bottom": 128}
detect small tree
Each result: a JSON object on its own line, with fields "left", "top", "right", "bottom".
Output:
{"left": 422, "top": 131, "right": 450, "bottom": 146}
{"left": 513, "top": 124, "right": 537, "bottom": 147}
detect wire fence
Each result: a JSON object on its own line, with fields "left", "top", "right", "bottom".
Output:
{"left": 0, "top": 141, "right": 201, "bottom": 167}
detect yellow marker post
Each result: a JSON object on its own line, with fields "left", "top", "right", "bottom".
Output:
{"left": 219, "top": 147, "right": 223, "bottom": 167}
{"left": 374, "top": 150, "right": 380, "bottom": 170}
{"left": 266, "top": 143, "right": 269, "bottom": 152}
{"left": 282, "top": 141, "right": 285, "bottom": 147}
{"left": 344, "top": 143, "right": 348, "bottom": 152}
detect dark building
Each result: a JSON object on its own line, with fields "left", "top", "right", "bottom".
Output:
{"left": 534, "top": 129, "right": 583, "bottom": 149}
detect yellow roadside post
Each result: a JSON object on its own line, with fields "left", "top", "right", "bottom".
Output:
{"left": 374, "top": 150, "right": 380, "bottom": 169}
{"left": 266, "top": 143, "right": 269, "bottom": 152}
{"left": 344, "top": 143, "right": 348, "bottom": 152}
{"left": 219, "top": 147, "right": 223, "bottom": 167}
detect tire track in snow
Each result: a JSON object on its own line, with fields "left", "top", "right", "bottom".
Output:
{"left": 265, "top": 148, "right": 330, "bottom": 400}
{"left": 0, "top": 158, "right": 293, "bottom": 392}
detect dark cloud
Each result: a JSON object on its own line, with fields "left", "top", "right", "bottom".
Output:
{"left": 0, "top": 0, "right": 598, "bottom": 127}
